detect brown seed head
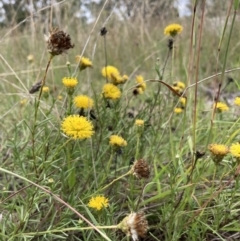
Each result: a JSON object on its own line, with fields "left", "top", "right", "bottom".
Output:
{"left": 118, "top": 212, "right": 148, "bottom": 241}
{"left": 45, "top": 27, "right": 74, "bottom": 56}
{"left": 132, "top": 159, "right": 150, "bottom": 179}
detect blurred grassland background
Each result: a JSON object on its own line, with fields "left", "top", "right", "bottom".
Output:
{"left": 1, "top": 0, "right": 240, "bottom": 240}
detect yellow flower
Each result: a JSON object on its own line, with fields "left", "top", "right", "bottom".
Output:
{"left": 180, "top": 97, "right": 186, "bottom": 106}
{"left": 164, "top": 24, "right": 183, "bottom": 37}
{"left": 230, "top": 143, "right": 240, "bottom": 158}
{"left": 214, "top": 102, "right": 229, "bottom": 112}
{"left": 135, "top": 119, "right": 144, "bottom": 127}
{"left": 136, "top": 75, "right": 146, "bottom": 91}
{"left": 58, "top": 95, "right": 63, "bottom": 100}
{"left": 208, "top": 143, "right": 229, "bottom": 163}
{"left": 109, "top": 135, "right": 127, "bottom": 147}
{"left": 62, "top": 77, "right": 78, "bottom": 88}
{"left": 234, "top": 97, "right": 240, "bottom": 106}
{"left": 122, "top": 74, "right": 129, "bottom": 84}
{"left": 42, "top": 86, "right": 49, "bottom": 93}
{"left": 76, "top": 56, "right": 92, "bottom": 70}
{"left": 174, "top": 107, "right": 184, "bottom": 114}
{"left": 88, "top": 195, "right": 109, "bottom": 211}
{"left": 117, "top": 212, "right": 148, "bottom": 241}
{"left": 27, "top": 54, "right": 34, "bottom": 63}
{"left": 20, "top": 99, "right": 27, "bottom": 105}
{"left": 173, "top": 81, "right": 185, "bottom": 90}
{"left": 102, "top": 65, "right": 123, "bottom": 85}
{"left": 61, "top": 115, "right": 94, "bottom": 140}
{"left": 74, "top": 95, "right": 94, "bottom": 109}
{"left": 102, "top": 83, "right": 121, "bottom": 100}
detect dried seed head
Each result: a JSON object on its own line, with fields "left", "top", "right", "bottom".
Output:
{"left": 29, "top": 80, "right": 42, "bottom": 94}
{"left": 100, "top": 27, "right": 107, "bottom": 36}
{"left": 45, "top": 27, "right": 74, "bottom": 56}
{"left": 118, "top": 212, "right": 148, "bottom": 241}
{"left": 131, "top": 159, "right": 150, "bottom": 179}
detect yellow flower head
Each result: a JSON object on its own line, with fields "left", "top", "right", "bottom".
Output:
{"left": 27, "top": 54, "right": 34, "bottom": 63}
{"left": 122, "top": 74, "right": 129, "bottom": 83}
{"left": 76, "top": 56, "right": 92, "bottom": 71}
{"left": 164, "top": 24, "right": 183, "bottom": 37}
{"left": 180, "top": 97, "right": 186, "bottom": 106}
{"left": 102, "top": 83, "right": 121, "bottom": 100}
{"left": 109, "top": 135, "right": 127, "bottom": 147}
{"left": 234, "top": 97, "right": 240, "bottom": 106}
{"left": 88, "top": 195, "right": 109, "bottom": 211}
{"left": 102, "top": 65, "right": 123, "bottom": 85}
{"left": 20, "top": 99, "right": 27, "bottom": 105}
{"left": 58, "top": 95, "right": 63, "bottom": 100}
{"left": 214, "top": 102, "right": 229, "bottom": 112}
{"left": 42, "top": 86, "right": 50, "bottom": 93}
{"left": 61, "top": 115, "right": 94, "bottom": 140}
{"left": 74, "top": 95, "right": 94, "bottom": 109}
{"left": 135, "top": 119, "right": 144, "bottom": 127}
{"left": 62, "top": 77, "right": 78, "bottom": 88}
{"left": 136, "top": 75, "right": 146, "bottom": 91}
{"left": 173, "top": 81, "right": 185, "bottom": 90}
{"left": 174, "top": 107, "right": 184, "bottom": 114}
{"left": 208, "top": 143, "right": 229, "bottom": 163}
{"left": 230, "top": 143, "right": 240, "bottom": 158}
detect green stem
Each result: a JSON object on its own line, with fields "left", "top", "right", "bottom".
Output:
{"left": 0, "top": 167, "right": 111, "bottom": 241}
{"left": 13, "top": 225, "right": 118, "bottom": 237}
{"left": 100, "top": 170, "right": 132, "bottom": 192}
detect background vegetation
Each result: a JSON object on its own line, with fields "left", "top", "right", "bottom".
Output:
{"left": 1, "top": 0, "right": 240, "bottom": 240}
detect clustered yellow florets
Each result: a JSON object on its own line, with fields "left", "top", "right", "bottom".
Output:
{"left": 172, "top": 81, "right": 185, "bottom": 95}
{"left": 234, "top": 97, "right": 240, "bottom": 106}
{"left": 61, "top": 115, "right": 94, "bottom": 140}
{"left": 62, "top": 77, "right": 78, "bottom": 88}
{"left": 102, "top": 66, "right": 128, "bottom": 85}
{"left": 74, "top": 95, "right": 94, "bottom": 109}
{"left": 42, "top": 86, "right": 49, "bottom": 93}
{"left": 208, "top": 143, "right": 229, "bottom": 163}
{"left": 214, "top": 102, "right": 229, "bottom": 112}
{"left": 76, "top": 56, "right": 92, "bottom": 71}
{"left": 109, "top": 135, "right": 127, "bottom": 147}
{"left": 135, "top": 119, "right": 144, "bottom": 127}
{"left": 88, "top": 195, "right": 109, "bottom": 211}
{"left": 230, "top": 143, "right": 240, "bottom": 158}
{"left": 102, "top": 83, "right": 121, "bottom": 100}
{"left": 164, "top": 23, "right": 183, "bottom": 37}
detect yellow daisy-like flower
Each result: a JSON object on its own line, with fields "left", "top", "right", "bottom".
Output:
{"left": 74, "top": 95, "right": 94, "bottom": 109}
{"left": 62, "top": 77, "right": 78, "bottom": 88}
{"left": 234, "top": 97, "right": 240, "bottom": 106}
{"left": 20, "top": 99, "right": 27, "bottom": 105}
{"left": 102, "top": 83, "right": 121, "bottom": 100}
{"left": 122, "top": 74, "right": 129, "bottom": 84}
{"left": 58, "top": 95, "right": 63, "bottom": 100}
{"left": 174, "top": 107, "right": 184, "bottom": 113}
{"left": 230, "top": 143, "right": 240, "bottom": 158}
{"left": 214, "top": 102, "right": 229, "bottom": 112}
{"left": 76, "top": 56, "right": 92, "bottom": 71}
{"left": 42, "top": 86, "right": 49, "bottom": 93}
{"left": 136, "top": 75, "right": 146, "bottom": 91}
{"left": 180, "top": 97, "right": 186, "bottom": 106}
{"left": 164, "top": 24, "right": 183, "bottom": 37}
{"left": 109, "top": 135, "right": 127, "bottom": 147}
{"left": 208, "top": 143, "right": 229, "bottom": 163}
{"left": 88, "top": 195, "right": 109, "bottom": 211}
{"left": 61, "top": 115, "right": 94, "bottom": 140}
{"left": 173, "top": 81, "right": 185, "bottom": 90}
{"left": 27, "top": 54, "right": 34, "bottom": 63}
{"left": 102, "top": 65, "right": 122, "bottom": 85}
{"left": 135, "top": 119, "right": 144, "bottom": 127}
